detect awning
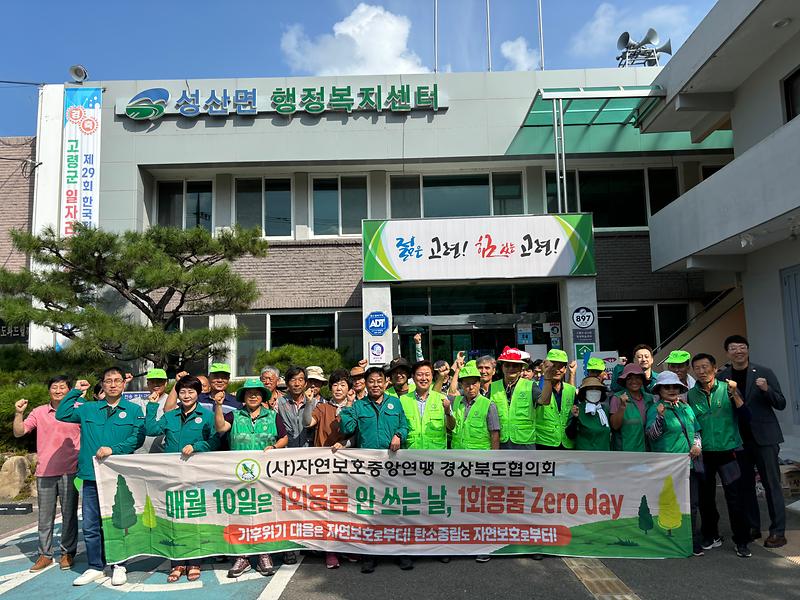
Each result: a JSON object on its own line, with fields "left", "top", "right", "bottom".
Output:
{"left": 526, "top": 86, "right": 666, "bottom": 127}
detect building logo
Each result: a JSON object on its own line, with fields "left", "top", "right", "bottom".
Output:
{"left": 125, "top": 88, "right": 170, "bottom": 121}
{"left": 235, "top": 458, "right": 261, "bottom": 482}
{"left": 365, "top": 311, "right": 389, "bottom": 336}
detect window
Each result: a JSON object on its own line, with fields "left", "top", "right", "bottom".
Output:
{"left": 657, "top": 304, "right": 689, "bottom": 347}
{"left": 545, "top": 171, "right": 577, "bottom": 213}
{"left": 236, "top": 313, "right": 267, "bottom": 377}
{"left": 579, "top": 170, "right": 646, "bottom": 228}
{"left": 423, "top": 174, "right": 490, "bottom": 218}
{"left": 514, "top": 283, "right": 560, "bottom": 315}
{"left": 182, "top": 316, "right": 210, "bottom": 376}
{"left": 492, "top": 173, "right": 524, "bottom": 215}
{"left": 392, "top": 286, "right": 429, "bottom": 316}
{"left": 157, "top": 181, "right": 212, "bottom": 231}
{"left": 390, "top": 175, "right": 421, "bottom": 218}
{"left": 785, "top": 66, "right": 800, "bottom": 122}
{"left": 336, "top": 312, "right": 363, "bottom": 365}
{"left": 271, "top": 314, "right": 335, "bottom": 348}
{"left": 648, "top": 168, "right": 680, "bottom": 216}
{"left": 312, "top": 176, "right": 367, "bottom": 235}
{"left": 701, "top": 165, "right": 723, "bottom": 180}
{"left": 430, "top": 285, "right": 513, "bottom": 316}
{"left": 598, "top": 303, "right": 690, "bottom": 358}
{"left": 235, "top": 178, "right": 292, "bottom": 237}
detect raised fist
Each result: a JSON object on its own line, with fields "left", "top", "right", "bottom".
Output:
{"left": 15, "top": 399, "right": 28, "bottom": 414}
{"left": 657, "top": 403, "right": 666, "bottom": 417}
{"left": 75, "top": 380, "right": 91, "bottom": 392}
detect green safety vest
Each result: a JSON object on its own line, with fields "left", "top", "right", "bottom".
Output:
{"left": 574, "top": 403, "right": 611, "bottom": 451}
{"left": 451, "top": 395, "right": 492, "bottom": 450}
{"left": 687, "top": 380, "right": 742, "bottom": 451}
{"left": 489, "top": 378, "right": 536, "bottom": 444}
{"left": 535, "top": 383, "right": 576, "bottom": 448}
{"left": 400, "top": 390, "right": 448, "bottom": 449}
{"left": 387, "top": 382, "right": 416, "bottom": 398}
{"left": 646, "top": 402, "right": 699, "bottom": 457}
{"left": 611, "top": 391, "right": 652, "bottom": 452}
{"left": 230, "top": 407, "right": 278, "bottom": 451}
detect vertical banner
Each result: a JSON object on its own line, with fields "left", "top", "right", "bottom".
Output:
{"left": 60, "top": 87, "right": 102, "bottom": 237}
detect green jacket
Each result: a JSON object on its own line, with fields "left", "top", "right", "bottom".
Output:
{"left": 145, "top": 402, "right": 220, "bottom": 453}
{"left": 611, "top": 391, "right": 652, "bottom": 452}
{"left": 56, "top": 388, "right": 145, "bottom": 481}
{"left": 646, "top": 401, "right": 700, "bottom": 456}
{"left": 230, "top": 407, "right": 279, "bottom": 451}
{"left": 340, "top": 395, "right": 409, "bottom": 449}
{"left": 687, "top": 380, "right": 743, "bottom": 452}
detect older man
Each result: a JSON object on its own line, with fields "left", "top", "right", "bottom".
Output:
{"left": 260, "top": 365, "right": 283, "bottom": 401}
{"left": 476, "top": 355, "right": 496, "bottom": 397}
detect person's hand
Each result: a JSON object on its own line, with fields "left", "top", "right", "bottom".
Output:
{"left": 358, "top": 359, "right": 368, "bottom": 369}
{"left": 454, "top": 354, "right": 465, "bottom": 371}
{"left": 541, "top": 360, "right": 554, "bottom": 380}
{"left": 96, "top": 446, "right": 113, "bottom": 460}
{"left": 619, "top": 356, "right": 628, "bottom": 366}
{"left": 212, "top": 391, "right": 225, "bottom": 406}
{"left": 657, "top": 403, "right": 666, "bottom": 417}
{"left": 148, "top": 391, "right": 161, "bottom": 403}
{"left": 331, "top": 442, "right": 344, "bottom": 453}
{"left": 689, "top": 445, "right": 701, "bottom": 459}
{"left": 389, "top": 434, "right": 401, "bottom": 452}
{"left": 124, "top": 373, "right": 134, "bottom": 385}
{"left": 442, "top": 397, "right": 452, "bottom": 414}
{"left": 176, "top": 371, "right": 189, "bottom": 381}
{"left": 571, "top": 405, "right": 579, "bottom": 417}
{"left": 15, "top": 399, "right": 28, "bottom": 414}
{"left": 619, "top": 392, "right": 629, "bottom": 406}
{"left": 75, "top": 380, "right": 91, "bottom": 392}
{"left": 413, "top": 332, "right": 422, "bottom": 344}
{"left": 568, "top": 361, "right": 577, "bottom": 376}
{"left": 726, "top": 379, "right": 738, "bottom": 393}
{"left": 181, "top": 445, "right": 194, "bottom": 458}
{"left": 346, "top": 389, "right": 356, "bottom": 404}
{"left": 304, "top": 388, "right": 314, "bottom": 400}
{"left": 756, "top": 377, "right": 769, "bottom": 392}
{"left": 263, "top": 444, "right": 276, "bottom": 452}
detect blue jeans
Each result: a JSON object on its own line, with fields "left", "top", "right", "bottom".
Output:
{"left": 82, "top": 481, "right": 106, "bottom": 570}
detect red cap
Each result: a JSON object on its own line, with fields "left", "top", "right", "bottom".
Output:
{"left": 497, "top": 346, "right": 527, "bottom": 364}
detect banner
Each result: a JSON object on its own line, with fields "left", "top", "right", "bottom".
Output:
{"left": 95, "top": 449, "right": 690, "bottom": 563}
{"left": 60, "top": 87, "right": 102, "bottom": 237}
{"left": 362, "top": 214, "right": 595, "bottom": 282}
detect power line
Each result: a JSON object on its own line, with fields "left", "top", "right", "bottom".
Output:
{"left": 0, "top": 80, "right": 44, "bottom": 86}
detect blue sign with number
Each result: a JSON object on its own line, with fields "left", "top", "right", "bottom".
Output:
{"left": 365, "top": 311, "right": 389, "bottom": 336}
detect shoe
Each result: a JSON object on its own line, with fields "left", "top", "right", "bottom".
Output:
{"left": 361, "top": 558, "right": 377, "bottom": 574}
{"left": 256, "top": 554, "right": 275, "bottom": 576}
{"left": 325, "top": 553, "right": 340, "bottom": 569}
{"left": 475, "top": 554, "right": 491, "bottom": 563}
{"left": 701, "top": 537, "right": 723, "bottom": 550}
{"left": 736, "top": 544, "right": 752, "bottom": 558}
{"left": 750, "top": 529, "right": 762, "bottom": 541}
{"left": 29, "top": 555, "right": 53, "bottom": 572}
{"left": 692, "top": 546, "right": 704, "bottom": 557}
{"left": 59, "top": 554, "right": 74, "bottom": 570}
{"left": 111, "top": 565, "right": 127, "bottom": 586}
{"left": 531, "top": 553, "right": 545, "bottom": 560}
{"left": 439, "top": 556, "right": 451, "bottom": 563}
{"left": 227, "top": 557, "right": 251, "bottom": 578}
{"left": 73, "top": 568, "right": 105, "bottom": 586}
{"left": 398, "top": 557, "right": 414, "bottom": 570}
{"left": 764, "top": 534, "right": 787, "bottom": 548}
{"left": 283, "top": 551, "right": 297, "bottom": 565}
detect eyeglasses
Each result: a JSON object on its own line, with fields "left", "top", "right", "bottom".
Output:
{"left": 727, "top": 344, "right": 748, "bottom": 352}
{"left": 103, "top": 378, "right": 124, "bottom": 385}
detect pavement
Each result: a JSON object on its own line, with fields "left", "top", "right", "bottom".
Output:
{"left": 0, "top": 492, "right": 799, "bottom": 600}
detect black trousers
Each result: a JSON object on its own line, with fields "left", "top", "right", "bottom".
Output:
{"left": 737, "top": 442, "right": 786, "bottom": 536}
{"left": 698, "top": 450, "right": 750, "bottom": 545}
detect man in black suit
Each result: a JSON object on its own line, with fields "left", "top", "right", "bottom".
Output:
{"left": 719, "top": 334, "right": 788, "bottom": 548}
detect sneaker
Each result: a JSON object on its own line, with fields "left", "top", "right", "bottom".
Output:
{"left": 692, "top": 546, "right": 704, "bottom": 557}
{"left": 438, "top": 556, "right": 451, "bottom": 563}
{"left": 227, "top": 557, "right": 251, "bottom": 578}
{"left": 282, "top": 551, "right": 297, "bottom": 565}
{"left": 397, "top": 557, "right": 414, "bottom": 570}
{"left": 475, "top": 554, "right": 491, "bottom": 563}
{"left": 361, "top": 558, "right": 377, "bottom": 574}
{"left": 325, "top": 553, "right": 340, "bottom": 569}
{"left": 256, "top": 554, "right": 275, "bottom": 576}
{"left": 111, "top": 565, "right": 127, "bottom": 586}
{"left": 73, "top": 568, "right": 105, "bottom": 586}
{"left": 736, "top": 544, "right": 752, "bottom": 558}
{"left": 764, "top": 534, "right": 787, "bottom": 548}
{"left": 531, "top": 553, "right": 545, "bottom": 560}
{"left": 59, "top": 554, "right": 74, "bottom": 570}
{"left": 29, "top": 555, "right": 53, "bottom": 572}
{"left": 701, "top": 537, "right": 723, "bottom": 550}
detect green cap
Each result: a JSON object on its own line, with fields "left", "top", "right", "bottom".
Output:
{"left": 146, "top": 368, "right": 168, "bottom": 380}
{"left": 546, "top": 348, "right": 568, "bottom": 363}
{"left": 665, "top": 350, "right": 691, "bottom": 365}
{"left": 236, "top": 378, "right": 271, "bottom": 404}
{"left": 586, "top": 357, "right": 606, "bottom": 371}
{"left": 458, "top": 360, "right": 481, "bottom": 380}
{"left": 209, "top": 362, "right": 231, "bottom": 375}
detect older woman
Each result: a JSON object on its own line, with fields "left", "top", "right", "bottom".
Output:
{"left": 566, "top": 376, "right": 611, "bottom": 451}
{"left": 609, "top": 364, "right": 653, "bottom": 452}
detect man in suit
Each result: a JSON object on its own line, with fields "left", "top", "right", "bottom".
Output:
{"left": 719, "top": 334, "right": 788, "bottom": 548}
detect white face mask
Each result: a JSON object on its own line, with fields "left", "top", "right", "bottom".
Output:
{"left": 585, "top": 389, "right": 602, "bottom": 404}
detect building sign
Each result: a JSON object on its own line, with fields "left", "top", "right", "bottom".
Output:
{"left": 363, "top": 214, "right": 595, "bottom": 283}
{"left": 365, "top": 311, "right": 390, "bottom": 336}
{"left": 60, "top": 87, "right": 102, "bottom": 237}
{"left": 572, "top": 307, "right": 595, "bottom": 329}
{"left": 0, "top": 320, "right": 28, "bottom": 344}
{"left": 95, "top": 449, "right": 691, "bottom": 562}
{"left": 116, "top": 83, "right": 446, "bottom": 121}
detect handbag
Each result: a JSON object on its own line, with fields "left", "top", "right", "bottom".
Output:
{"left": 668, "top": 405, "right": 704, "bottom": 476}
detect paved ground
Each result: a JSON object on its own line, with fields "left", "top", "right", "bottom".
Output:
{"left": 1, "top": 492, "right": 799, "bottom": 600}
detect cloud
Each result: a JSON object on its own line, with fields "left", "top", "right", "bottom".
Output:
{"left": 500, "top": 36, "right": 540, "bottom": 71}
{"left": 570, "top": 2, "right": 695, "bottom": 59}
{"left": 281, "top": 3, "right": 429, "bottom": 76}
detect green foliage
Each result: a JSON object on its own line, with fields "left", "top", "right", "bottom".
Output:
{"left": 112, "top": 475, "right": 138, "bottom": 535}
{"left": 0, "top": 383, "right": 50, "bottom": 452}
{"left": 253, "top": 345, "right": 346, "bottom": 378}
{"left": 0, "top": 224, "right": 269, "bottom": 370}
{"left": 0, "top": 344, "right": 109, "bottom": 388}
{"left": 638, "top": 495, "right": 654, "bottom": 535}
{"left": 142, "top": 495, "right": 157, "bottom": 529}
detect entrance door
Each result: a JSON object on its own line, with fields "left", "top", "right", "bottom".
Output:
{"left": 782, "top": 265, "right": 800, "bottom": 425}
{"left": 427, "top": 328, "right": 515, "bottom": 363}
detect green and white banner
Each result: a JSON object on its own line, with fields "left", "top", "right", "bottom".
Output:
{"left": 95, "top": 449, "right": 690, "bottom": 562}
{"left": 362, "top": 214, "right": 595, "bottom": 282}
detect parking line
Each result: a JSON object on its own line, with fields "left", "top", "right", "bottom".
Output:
{"left": 256, "top": 555, "right": 305, "bottom": 600}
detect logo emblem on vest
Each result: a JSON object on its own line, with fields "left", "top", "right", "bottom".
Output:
{"left": 387, "top": 403, "right": 394, "bottom": 410}
{"left": 194, "top": 416, "right": 203, "bottom": 424}
{"left": 118, "top": 412, "right": 127, "bottom": 419}
{"left": 235, "top": 458, "right": 261, "bottom": 483}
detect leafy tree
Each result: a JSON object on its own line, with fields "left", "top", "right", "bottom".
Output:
{"left": 657, "top": 475, "right": 682, "bottom": 536}
{"left": 0, "top": 224, "right": 269, "bottom": 371}
{"left": 142, "top": 494, "right": 156, "bottom": 529}
{"left": 253, "top": 345, "right": 345, "bottom": 378}
{"left": 112, "top": 475, "right": 138, "bottom": 535}
{"left": 638, "top": 495, "right": 654, "bottom": 535}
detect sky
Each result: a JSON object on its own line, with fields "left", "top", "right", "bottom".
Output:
{"left": 0, "top": 0, "right": 716, "bottom": 137}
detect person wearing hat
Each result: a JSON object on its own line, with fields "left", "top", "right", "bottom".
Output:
{"left": 586, "top": 357, "right": 608, "bottom": 382}
{"left": 350, "top": 363, "right": 368, "bottom": 400}
{"left": 400, "top": 360, "right": 455, "bottom": 450}
{"left": 215, "top": 378, "right": 288, "bottom": 577}
{"left": 385, "top": 357, "right": 415, "bottom": 398}
{"left": 125, "top": 368, "right": 170, "bottom": 454}
{"left": 489, "top": 346, "right": 548, "bottom": 450}
{"left": 198, "top": 363, "right": 240, "bottom": 416}
{"left": 340, "top": 366, "right": 410, "bottom": 573}
{"left": 566, "top": 377, "right": 611, "bottom": 451}
{"left": 305, "top": 366, "right": 328, "bottom": 404}
{"left": 645, "top": 370, "right": 703, "bottom": 556}
{"left": 665, "top": 350, "right": 695, "bottom": 400}
{"left": 535, "top": 348, "right": 574, "bottom": 450}
{"left": 609, "top": 364, "right": 653, "bottom": 452}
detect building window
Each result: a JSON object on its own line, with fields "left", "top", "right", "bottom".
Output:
{"left": 648, "top": 167, "right": 680, "bottom": 216}
{"left": 785, "top": 66, "right": 800, "bottom": 122}
{"left": 271, "top": 314, "right": 335, "bottom": 348}
{"left": 545, "top": 171, "right": 578, "bottom": 213}
{"left": 157, "top": 181, "right": 212, "bottom": 231}
{"left": 336, "top": 312, "right": 363, "bottom": 365}
{"left": 701, "top": 165, "right": 723, "bottom": 180}
{"left": 423, "top": 174, "right": 490, "bottom": 218}
{"left": 235, "top": 313, "right": 267, "bottom": 377}
{"left": 390, "top": 175, "right": 422, "bottom": 218}
{"left": 235, "top": 178, "right": 292, "bottom": 237}
{"left": 579, "top": 170, "right": 646, "bottom": 228}
{"left": 492, "top": 173, "right": 524, "bottom": 215}
{"left": 182, "top": 316, "right": 210, "bottom": 376}
{"left": 598, "top": 303, "right": 689, "bottom": 358}
{"left": 312, "top": 176, "right": 368, "bottom": 236}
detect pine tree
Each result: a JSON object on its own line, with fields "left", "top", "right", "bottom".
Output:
{"left": 112, "top": 475, "right": 138, "bottom": 535}
{"left": 638, "top": 495, "right": 654, "bottom": 534}
{"left": 142, "top": 494, "right": 156, "bottom": 530}
{"left": 657, "top": 475, "right": 682, "bottom": 536}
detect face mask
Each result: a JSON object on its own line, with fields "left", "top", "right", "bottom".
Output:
{"left": 585, "top": 389, "right": 602, "bottom": 403}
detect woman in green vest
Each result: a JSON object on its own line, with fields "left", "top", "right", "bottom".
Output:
{"left": 566, "top": 376, "right": 611, "bottom": 451}
{"left": 214, "top": 379, "right": 288, "bottom": 579}
{"left": 535, "top": 349, "right": 576, "bottom": 450}
{"left": 400, "top": 360, "right": 455, "bottom": 449}
{"left": 609, "top": 363, "right": 652, "bottom": 452}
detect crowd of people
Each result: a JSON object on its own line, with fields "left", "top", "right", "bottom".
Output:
{"left": 11, "top": 333, "right": 788, "bottom": 584}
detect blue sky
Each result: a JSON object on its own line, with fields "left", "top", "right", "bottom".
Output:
{"left": 0, "top": 0, "right": 716, "bottom": 136}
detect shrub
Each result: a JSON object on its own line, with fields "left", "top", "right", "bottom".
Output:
{"left": 253, "top": 345, "right": 345, "bottom": 378}
{"left": 0, "top": 383, "right": 50, "bottom": 452}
